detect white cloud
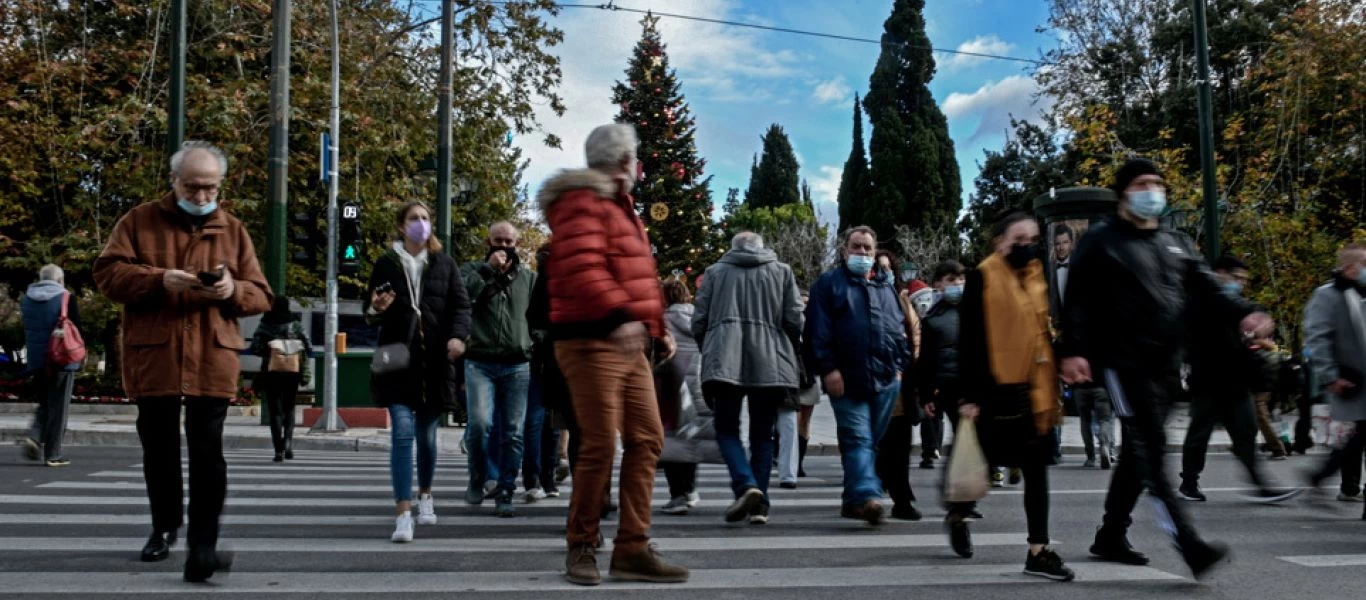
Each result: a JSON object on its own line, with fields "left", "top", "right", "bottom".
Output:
{"left": 812, "top": 76, "right": 852, "bottom": 105}
{"left": 807, "top": 165, "right": 842, "bottom": 205}
{"left": 942, "top": 75, "right": 1052, "bottom": 143}
{"left": 943, "top": 35, "right": 1014, "bottom": 71}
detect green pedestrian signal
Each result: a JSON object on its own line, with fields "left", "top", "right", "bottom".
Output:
{"left": 344, "top": 245, "right": 357, "bottom": 260}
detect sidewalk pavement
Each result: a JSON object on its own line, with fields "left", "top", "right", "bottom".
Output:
{"left": 0, "top": 400, "right": 1240, "bottom": 457}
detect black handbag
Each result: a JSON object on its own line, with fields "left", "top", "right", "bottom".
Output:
{"left": 372, "top": 308, "right": 420, "bottom": 375}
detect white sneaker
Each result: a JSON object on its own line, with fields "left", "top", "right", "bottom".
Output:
{"left": 686, "top": 491, "right": 701, "bottom": 508}
{"left": 417, "top": 493, "right": 437, "bottom": 525}
{"left": 525, "top": 487, "right": 547, "bottom": 503}
{"left": 391, "top": 512, "right": 415, "bottom": 543}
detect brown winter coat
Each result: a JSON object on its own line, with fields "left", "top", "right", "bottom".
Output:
{"left": 93, "top": 193, "right": 274, "bottom": 400}
{"left": 538, "top": 168, "right": 665, "bottom": 339}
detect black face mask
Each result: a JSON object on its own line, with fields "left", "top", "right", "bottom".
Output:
{"left": 1006, "top": 243, "right": 1039, "bottom": 270}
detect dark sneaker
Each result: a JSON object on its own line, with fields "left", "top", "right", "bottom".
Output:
{"left": 1008, "top": 468, "right": 1023, "bottom": 485}
{"left": 749, "top": 505, "right": 770, "bottom": 525}
{"left": 45, "top": 458, "right": 71, "bottom": 467}
{"left": 609, "top": 546, "right": 689, "bottom": 583}
{"left": 19, "top": 438, "right": 39, "bottom": 462}
{"left": 565, "top": 545, "right": 601, "bottom": 586}
{"left": 779, "top": 481, "right": 798, "bottom": 490}
{"left": 1183, "top": 540, "right": 1231, "bottom": 580}
{"left": 840, "top": 500, "right": 886, "bottom": 526}
{"left": 920, "top": 459, "right": 936, "bottom": 470}
{"left": 946, "top": 517, "right": 973, "bottom": 558}
{"left": 1100, "top": 454, "right": 1112, "bottom": 470}
{"left": 661, "top": 496, "right": 690, "bottom": 515}
{"left": 465, "top": 481, "right": 485, "bottom": 506}
{"left": 1083, "top": 458, "right": 1097, "bottom": 468}
{"left": 965, "top": 508, "right": 985, "bottom": 521}
{"left": 891, "top": 503, "right": 922, "bottom": 521}
{"left": 1246, "top": 486, "right": 1305, "bottom": 504}
{"left": 725, "top": 488, "right": 764, "bottom": 523}
{"left": 1178, "top": 482, "right": 1207, "bottom": 502}
{"left": 493, "top": 491, "right": 515, "bottom": 518}
{"left": 1024, "top": 548, "right": 1075, "bottom": 582}
{"left": 1089, "top": 530, "right": 1150, "bottom": 566}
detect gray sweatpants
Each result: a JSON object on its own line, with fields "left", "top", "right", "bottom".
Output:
{"left": 28, "top": 371, "right": 75, "bottom": 460}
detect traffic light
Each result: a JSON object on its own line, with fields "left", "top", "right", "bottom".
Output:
{"left": 290, "top": 211, "right": 318, "bottom": 271}
{"left": 339, "top": 201, "right": 362, "bottom": 275}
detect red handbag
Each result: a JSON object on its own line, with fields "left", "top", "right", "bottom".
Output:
{"left": 46, "top": 292, "right": 86, "bottom": 368}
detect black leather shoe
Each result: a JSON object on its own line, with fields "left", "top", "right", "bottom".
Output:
{"left": 1090, "top": 530, "right": 1150, "bottom": 566}
{"left": 184, "top": 550, "right": 234, "bottom": 583}
{"left": 273, "top": 453, "right": 284, "bottom": 463}
{"left": 140, "top": 530, "right": 176, "bottom": 563}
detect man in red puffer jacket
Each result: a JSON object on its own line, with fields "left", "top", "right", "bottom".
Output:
{"left": 540, "top": 123, "right": 687, "bottom": 587}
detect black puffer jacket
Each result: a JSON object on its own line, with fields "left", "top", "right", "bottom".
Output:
{"left": 916, "top": 299, "right": 960, "bottom": 403}
{"left": 1060, "top": 216, "right": 1253, "bottom": 373}
{"left": 364, "top": 247, "right": 472, "bottom": 415}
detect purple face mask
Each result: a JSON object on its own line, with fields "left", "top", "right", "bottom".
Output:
{"left": 404, "top": 219, "right": 432, "bottom": 245}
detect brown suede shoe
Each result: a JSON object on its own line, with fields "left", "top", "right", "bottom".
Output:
{"left": 840, "top": 500, "right": 886, "bottom": 526}
{"left": 609, "top": 545, "right": 690, "bottom": 583}
{"left": 564, "top": 545, "right": 601, "bottom": 586}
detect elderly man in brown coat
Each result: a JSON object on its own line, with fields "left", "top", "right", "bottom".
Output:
{"left": 93, "top": 141, "right": 273, "bottom": 583}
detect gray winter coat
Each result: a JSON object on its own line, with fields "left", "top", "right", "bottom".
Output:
{"left": 692, "top": 246, "right": 804, "bottom": 389}
{"left": 1304, "top": 278, "right": 1366, "bottom": 422}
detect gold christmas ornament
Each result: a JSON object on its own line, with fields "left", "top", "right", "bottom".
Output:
{"left": 650, "top": 202, "right": 669, "bottom": 222}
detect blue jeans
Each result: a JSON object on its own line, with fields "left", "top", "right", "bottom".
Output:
{"left": 388, "top": 404, "right": 439, "bottom": 503}
{"left": 520, "top": 372, "right": 551, "bottom": 488}
{"left": 831, "top": 382, "right": 898, "bottom": 506}
{"left": 709, "top": 382, "right": 784, "bottom": 507}
{"left": 465, "top": 360, "right": 531, "bottom": 493}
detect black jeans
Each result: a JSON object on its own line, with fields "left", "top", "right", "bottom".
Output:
{"left": 1020, "top": 461, "right": 1051, "bottom": 545}
{"left": 876, "top": 413, "right": 917, "bottom": 506}
{"left": 1312, "top": 420, "right": 1366, "bottom": 497}
{"left": 136, "top": 397, "right": 229, "bottom": 555}
{"left": 1099, "top": 370, "right": 1206, "bottom": 550}
{"left": 662, "top": 461, "right": 697, "bottom": 498}
{"left": 1181, "top": 387, "right": 1266, "bottom": 487}
{"left": 258, "top": 372, "right": 301, "bottom": 455}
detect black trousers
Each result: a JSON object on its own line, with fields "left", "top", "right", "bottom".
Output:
{"left": 258, "top": 372, "right": 301, "bottom": 455}
{"left": 136, "top": 397, "right": 229, "bottom": 555}
{"left": 1099, "top": 370, "right": 1204, "bottom": 549}
{"left": 875, "top": 414, "right": 917, "bottom": 506}
{"left": 1181, "top": 387, "right": 1265, "bottom": 487}
{"left": 1312, "top": 420, "right": 1366, "bottom": 497}
{"left": 662, "top": 462, "right": 697, "bottom": 498}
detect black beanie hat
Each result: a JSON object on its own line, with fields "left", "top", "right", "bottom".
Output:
{"left": 1111, "top": 158, "right": 1161, "bottom": 196}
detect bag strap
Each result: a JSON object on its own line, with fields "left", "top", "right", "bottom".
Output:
{"left": 58, "top": 291, "right": 69, "bottom": 320}
{"left": 1346, "top": 287, "right": 1366, "bottom": 355}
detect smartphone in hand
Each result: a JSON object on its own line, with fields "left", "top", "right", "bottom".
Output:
{"left": 375, "top": 281, "right": 394, "bottom": 295}
{"left": 198, "top": 265, "right": 226, "bottom": 286}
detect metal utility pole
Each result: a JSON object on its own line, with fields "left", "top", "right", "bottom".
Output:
{"left": 264, "top": 0, "right": 291, "bottom": 295}
{"left": 167, "top": 0, "right": 187, "bottom": 153}
{"left": 314, "top": 0, "right": 347, "bottom": 432}
{"left": 436, "top": 0, "right": 455, "bottom": 252}
{"left": 1192, "top": 0, "right": 1220, "bottom": 263}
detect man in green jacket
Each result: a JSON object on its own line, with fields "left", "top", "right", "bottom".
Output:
{"left": 462, "top": 221, "right": 537, "bottom": 517}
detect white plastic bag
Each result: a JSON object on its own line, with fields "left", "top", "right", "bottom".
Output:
{"left": 944, "top": 418, "right": 990, "bottom": 503}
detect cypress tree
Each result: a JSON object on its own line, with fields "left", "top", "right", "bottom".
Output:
{"left": 744, "top": 124, "right": 801, "bottom": 210}
{"left": 836, "top": 94, "right": 870, "bottom": 232}
{"left": 863, "top": 0, "right": 961, "bottom": 242}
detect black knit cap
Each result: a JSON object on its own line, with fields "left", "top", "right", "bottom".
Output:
{"left": 1111, "top": 158, "right": 1161, "bottom": 196}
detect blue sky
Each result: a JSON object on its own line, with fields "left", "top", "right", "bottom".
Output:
{"left": 508, "top": 0, "right": 1058, "bottom": 226}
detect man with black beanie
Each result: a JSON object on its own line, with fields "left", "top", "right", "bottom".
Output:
{"left": 1059, "top": 158, "right": 1275, "bottom": 579}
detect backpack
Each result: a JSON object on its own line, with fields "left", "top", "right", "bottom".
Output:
{"left": 46, "top": 292, "right": 86, "bottom": 368}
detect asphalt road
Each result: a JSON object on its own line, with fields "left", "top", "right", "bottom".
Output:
{"left": 1, "top": 445, "right": 1363, "bottom": 599}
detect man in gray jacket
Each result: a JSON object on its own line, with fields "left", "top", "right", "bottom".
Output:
{"left": 693, "top": 232, "right": 804, "bottom": 525}
{"left": 1305, "top": 243, "right": 1366, "bottom": 518}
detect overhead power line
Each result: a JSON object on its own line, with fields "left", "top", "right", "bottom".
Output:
{"left": 413, "top": 0, "right": 1052, "bottom": 66}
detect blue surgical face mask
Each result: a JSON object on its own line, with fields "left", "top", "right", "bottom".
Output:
{"left": 1127, "top": 190, "right": 1167, "bottom": 220}
{"left": 943, "top": 284, "right": 964, "bottom": 303}
{"left": 846, "top": 255, "right": 874, "bottom": 276}
{"left": 177, "top": 198, "right": 218, "bottom": 217}
{"left": 1222, "top": 281, "right": 1243, "bottom": 297}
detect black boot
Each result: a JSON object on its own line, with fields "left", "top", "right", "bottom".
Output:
{"left": 798, "top": 436, "right": 809, "bottom": 478}
{"left": 184, "top": 549, "right": 235, "bottom": 583}
{"left": 284, "top": 437, "right": 293, "bottom": 460}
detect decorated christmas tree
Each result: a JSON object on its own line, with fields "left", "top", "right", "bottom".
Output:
{"left": 612, "top": 12, "right": 717, "bottom": 280}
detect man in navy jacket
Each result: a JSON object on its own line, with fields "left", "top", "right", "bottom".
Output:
{"left": 805, "top": 226, "right": 912, "bottom": 525}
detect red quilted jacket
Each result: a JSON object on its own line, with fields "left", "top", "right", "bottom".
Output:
{"left": 539, "top": 169, "right": 664, "bottom": 339}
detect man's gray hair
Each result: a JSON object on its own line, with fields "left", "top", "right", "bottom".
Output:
{"left": 585, "top": 124, "right": 638, "bottom": 169}
{"left": 38, "top": 264, "right": 64, "bottom": 283}
{"left": 731, "top": 231, "right": 764, "bottom": 251}
{"left": 170, "top": 140, "right": 228, "bottom": 177}
{"left": 842, "top": 225, "right": 877, "bottom": 245}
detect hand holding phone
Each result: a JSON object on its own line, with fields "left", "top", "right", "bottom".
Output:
{"left": 371, "top": 281, "right": 396, "bottom": 314}
{"left": 198, "top": 265, "right": 226, "bottom": 286}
